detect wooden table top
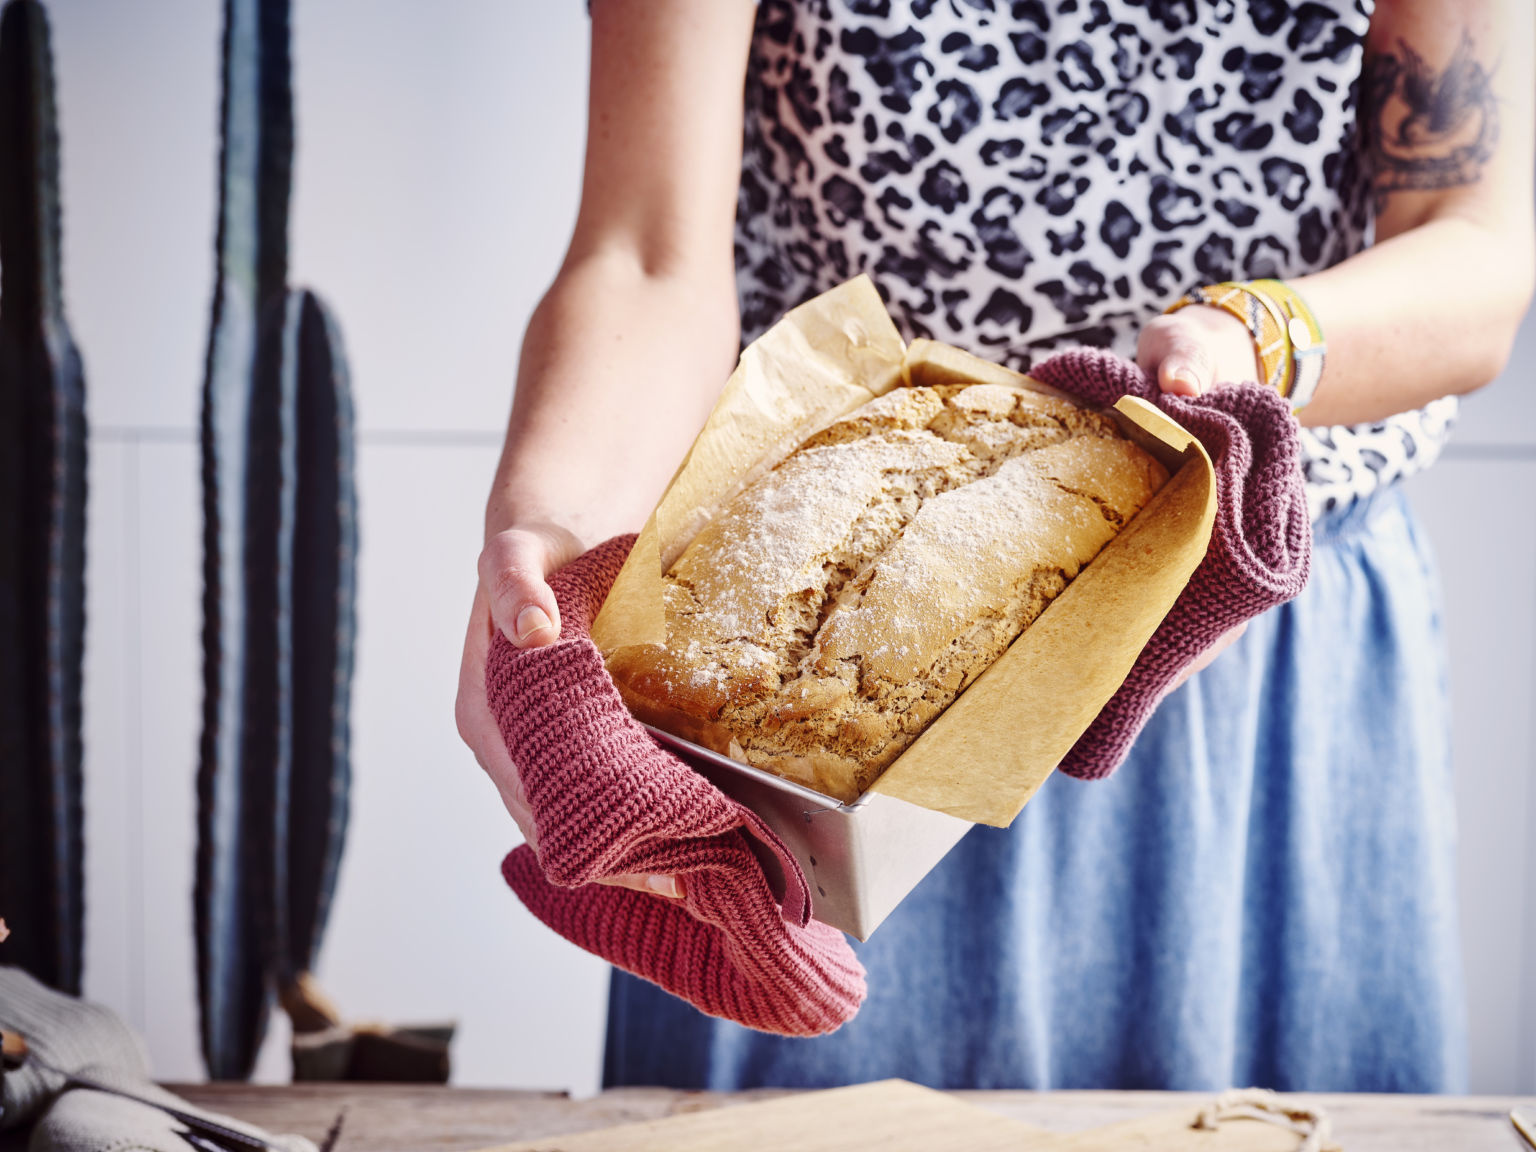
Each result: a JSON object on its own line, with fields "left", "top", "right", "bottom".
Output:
{"left": 165, "top": 1081, "right": 1535, "bottom": 1151}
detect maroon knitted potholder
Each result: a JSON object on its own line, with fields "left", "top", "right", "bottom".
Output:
{"left": 487, "top": 537, "right": 866, "bottom": 1037}
{"left": 1029, "top": 347, "right": 1312, "bottom": 779}
{"left": 489, "top": 351, "right": 1308, "bottom": 1032}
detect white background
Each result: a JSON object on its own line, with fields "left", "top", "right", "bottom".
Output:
{"left": 35, "top": 1, "right": 1536, "bottom": 1095}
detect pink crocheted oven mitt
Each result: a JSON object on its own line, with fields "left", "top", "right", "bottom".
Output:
{"left": 1030, "top": 348, "right": 1312, "bottom": 780}
{"left": 487, "top": 536, "right": 866, "bottom": 1037}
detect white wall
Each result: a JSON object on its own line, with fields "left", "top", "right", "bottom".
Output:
{"left": 41, "top": 1, "right": 1536, "bottom": 1095}
{"left": 1403, "top": 304, "right": 1536, "bottom": 1095}
{"left": 61, "top": 0, "right": 608, "bottom": 1091}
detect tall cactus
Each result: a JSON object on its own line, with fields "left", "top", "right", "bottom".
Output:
{"left": 245, "top": 289, "right": 356, "bottom": 1023}
{"left": 197, "top": 0, "right": 357, "bottom": 1079}
{"left": 0, "top": 0, "right": 87, "bottom": 996}
{"left": 195, "top": 0, "right": 290, "bottom": 1079}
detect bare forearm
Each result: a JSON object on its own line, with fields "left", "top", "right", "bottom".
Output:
{"left": 484, "top": 0, "right": 754, "bottom": 547}
{"left": 487, "top": 252, "right": 740, "bottom": 546}
{"left": 459, "top": 0, "right": 753, "bottom": 830}
{"left": 1293, "top": 214, "right": 1534, "bottom": 427}
{"left": 1290, "top": 0, "right": 1534, "bottom": 428}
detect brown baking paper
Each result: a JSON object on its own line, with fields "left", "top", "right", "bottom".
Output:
{"left": 591, "top": 275, "right": 1215, "bottom": 828}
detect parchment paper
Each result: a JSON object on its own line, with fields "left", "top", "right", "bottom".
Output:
{"left": 591, "top": 275, "right": 1215, "bottom": 828}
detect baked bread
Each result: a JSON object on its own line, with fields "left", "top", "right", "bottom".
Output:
{"left": 606, "top": 382, "right": 1169, "bottom": 802}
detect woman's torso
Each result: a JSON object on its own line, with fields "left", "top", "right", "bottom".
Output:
{"left": 735, "top": 0, "right": 1456, "bottom": 517}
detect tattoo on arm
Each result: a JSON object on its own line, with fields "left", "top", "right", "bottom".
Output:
{"left": 1360, "top": 31, "right": 1499, "bottom": 201}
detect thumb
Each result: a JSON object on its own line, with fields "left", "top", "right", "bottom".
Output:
{"left": 1155, "top": 334, "right": 1215, "bottom": 398}
{"left": 1137, "top": 322, "right": 1216, "bottom": 398}
{"left": 479, "top": 528, "right": 567, "bottom": 649}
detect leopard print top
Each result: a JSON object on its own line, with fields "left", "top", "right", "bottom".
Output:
{"left": 734, "top": 0, "right": 1456, "bottom": 519}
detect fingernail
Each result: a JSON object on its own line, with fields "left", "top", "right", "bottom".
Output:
{"left": 646, "top": 875, "right": 683, "bottom": 899}
{"left": 1167, "top": 365, "right": 1201, "bottom": 395}
{"left": 514, "top": 605, "right": 554, "bottom": 644}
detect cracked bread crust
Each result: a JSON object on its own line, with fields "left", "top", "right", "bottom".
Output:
{"left": 606, "top": 382, "right": 1170, "bottom": 803}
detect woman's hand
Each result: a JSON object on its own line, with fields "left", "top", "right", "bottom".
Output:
{"left": 1135, "top": 304, "right": 1258, "bottom": 679}
{"left": 477, "top": 521, "right": 580, "bottom": 654}
{"left": 454, "top": 0, "right": 753, "bottom": 902}
{"left": 455, "top": 523, "right": 686, "bottom": 900}
{"left": 1136, "top": 302, "right": 1261, "bottom": 398}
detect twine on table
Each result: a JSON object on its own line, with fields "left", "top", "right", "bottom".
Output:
{"left": 1192, "top": 1088, "right": 1337, "bottom": 1151}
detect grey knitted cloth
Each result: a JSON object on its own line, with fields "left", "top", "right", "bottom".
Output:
{"left": 0, "top": 968, "right": 314, "bottom": 1152}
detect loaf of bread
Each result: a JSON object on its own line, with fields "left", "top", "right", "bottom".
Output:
{"left": 606, "top": 382, "right": 1170, "bottom": 802}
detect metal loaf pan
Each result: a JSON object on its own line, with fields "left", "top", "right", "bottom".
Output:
{"left": 647, "top": 727, "right": 972, "bottom": 942}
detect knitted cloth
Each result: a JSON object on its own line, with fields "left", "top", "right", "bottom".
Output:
{"left": 1029, "top": 347, "right": 1312, "bottom": 779}
{"left": 488, "top": 538, "right": 866, "bottom": 1037}
{"left": 490, "top": 353, "right": 1306, "bottom": 1031}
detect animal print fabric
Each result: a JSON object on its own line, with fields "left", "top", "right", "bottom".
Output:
{"left": 734, "top": 0, "right": 1456, "bottom": 519}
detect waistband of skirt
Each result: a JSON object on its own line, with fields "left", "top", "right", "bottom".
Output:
{"left": 1310, "top": 481, "right": 1408, "bottom": 546}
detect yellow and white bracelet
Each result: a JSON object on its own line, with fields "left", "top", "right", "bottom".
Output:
{"left": 1165, "top": 279, "right": 1326, "bottom": 411}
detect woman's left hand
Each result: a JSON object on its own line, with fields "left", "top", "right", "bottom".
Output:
{"left": 1137, "top": 302, "right": 1260, "bottom": 682}
{"left": 1136, "top": 302, "right": 1260, "bottom": 398}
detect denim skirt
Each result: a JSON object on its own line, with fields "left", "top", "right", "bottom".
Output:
{"left": 602, "top": 485, "right": 1467, "bottom": 1092}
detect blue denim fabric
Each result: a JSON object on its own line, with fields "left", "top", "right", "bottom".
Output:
{"left": 602, "top": 486, "right": 1467, "bottom": 1092}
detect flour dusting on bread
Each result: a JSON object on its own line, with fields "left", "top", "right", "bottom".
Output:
{"left": 606, "top": 383, "right": 1168, "bottom": 802}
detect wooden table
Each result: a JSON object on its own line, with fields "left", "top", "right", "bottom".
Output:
{"left": 167, "top": 1082, "right": 1535, "bottom": 1151}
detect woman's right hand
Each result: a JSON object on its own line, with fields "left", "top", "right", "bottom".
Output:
{"left": 477, "top": 522, "right": 577, "bottom": 656}
{"left": 455, "top": 523, "right": 685, "bottom": 901}
{"left": 457, "top": 0, "right": 757, "bottom": 904}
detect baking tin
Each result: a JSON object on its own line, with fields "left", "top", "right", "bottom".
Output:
{"left": 596, "top": 279, "right": 1216, "bottom": 941}
{"left": 648, "top": 726, "right": 972, "bottom": 941}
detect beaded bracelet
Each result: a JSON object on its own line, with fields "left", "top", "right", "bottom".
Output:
{"left": 1164, "top": 280, "right": 1326, "bottom": 411}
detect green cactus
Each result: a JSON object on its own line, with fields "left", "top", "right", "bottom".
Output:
{"left": 195, "top": 0, "right": 293, "bottom": 1079}
{"left": 245, "top": 288, "right": 356, "bottom": 1010}
{"left": 197, "top": 0, "right": 357, "bottom": 1080}
{"left": 0, "top": 0, "right": 87, "bottom": 996}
